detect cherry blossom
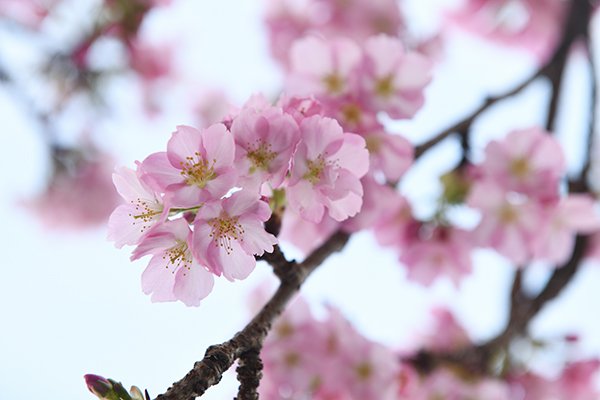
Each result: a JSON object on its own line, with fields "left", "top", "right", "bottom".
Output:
{"left": 287, "top": 115, "right": 369, "bottom": 222}
{"left": 107, "top": 166, "right": 165, "bottom": 248}
{"left": 362, "top": 34, "right": 432, "bottom": 119}
{"left": 362, "top": 131, "right": 413, "bottom": 182}
{"left": 288, "top": 36, "right": 362, "bottom": 98}
{"left": 400, "top": 226, "right": 474, "bottom": 286}
{"left": 25, "top": 151, "right": 120, "bottom": 230}
{"left": 192, "top": 190, "right": 277, "bottom": 281}
{"left": 230, "top": 104, "right": 300, "bottom": 190}
{"left": 467, "top": 181, "right": 542, "bottom": 264}
{"left": 532, "top": 195, "right": 600, "bottom": 264}
{"left": 477, "top": 126, "right": 565, "bottom": 200}
{"left": 448, "top": 0, "right": 568, "bottom": 61}
{"left": 139, "top": 124, "right": 237, "bottom": 208}
{"left": 131, "top": 219, "right": 214, "bottom": 306}
{"left": 260, "top": 299, "right": 402, "bottom": 399}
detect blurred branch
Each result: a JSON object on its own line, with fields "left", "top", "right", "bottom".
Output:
{"left": 410, "top": 0, "right": 595, "bottom": 377}
{"left": 415, "top": 0, "right": 592, "bottom": 160}
{"left": 154, "top": 231, "right": 350, "bottom": 400}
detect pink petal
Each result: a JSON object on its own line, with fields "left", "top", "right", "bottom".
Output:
{"left": 167, "top": 125, "right": 203, "bottom": 168}
{"left": 202, "top": 123, "right": 235, "bottom": 170}
{"left": 141, "top": 254, "right": 177, "bottom": 303}
{"left": 219, "top": 240, "right": 256, "bottom": 281}
{"left": 238, "top": 219, "right": 278, "bottom": 256}
{"left": 173, "top": 264, "right": 215, "bottom": 307}
{"left": 140, "top": 152, "right": 182, "bottom": 191}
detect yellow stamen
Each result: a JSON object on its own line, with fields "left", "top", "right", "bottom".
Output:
{"left": 180, "top": 152, "right": 217, "bottom": 188}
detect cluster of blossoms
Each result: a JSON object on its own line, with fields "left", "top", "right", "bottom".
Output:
{"left": 276, "top": 33, "right": 432, "bottom": 257}
{"left": 109, "top": 94, "right": 371, "bottom": 305}
{"left": 259, "top": 301, "right": 600, "bottom": 399}
{"left": 468, "top": 127, "right": 600, "bottom": 266}
{"left": 350, "top": 126, "right": 600, "bottom": 288}
{"left": 260, "top": 297, "right": 403, "bottom": 399}
{"left": 264, "top": 0, "right": 405, "bottom": 65}
{"left": 108, "top": 27, "right": 435, "bottom": 305}
{"left": 447, "top": 0, "right": 568, "bottom": 61}
{"left": 286, "top": 34, "right": 432, "bottom": 129}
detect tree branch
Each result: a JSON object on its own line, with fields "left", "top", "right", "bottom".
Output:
{"left": 415, "top": 0, "right": 592, "bottom": 161}
{"left": 154, "top": 231, "right": 350, "bottom": 400}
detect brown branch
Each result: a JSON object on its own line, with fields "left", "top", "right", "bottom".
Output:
{"left": 154, "top": 231, "right": 350, "bottom": 400}
{"left": 234, "top": 349, "right": 262, "bottom": 400}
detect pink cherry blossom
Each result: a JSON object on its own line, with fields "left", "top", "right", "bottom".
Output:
{"left": 277, "top": 94, "right": 325, "bottom": 124}
{"left": 264, "top": 0, "right": 404, "bottom": 66}
{"left": 513, "top": 359, "right": 600, "bottom": 399}
{"left": 0, "top": 0, "right": 57, "bottom": 29}
{"left": 448, "top": 0, "right": 568, "bottom": 61}
{"left": 131, "top": 219, "right": 214, "bottom": 306}
{"left": 107, "top": 166, "right": 165, "bottom": 248}
{"left": 317, "top": 0, "right": 404, "bottom": 42}
{"left": 400, "top": 227, "right": 474, "bottom": 286}
{"left": 409, "top": 369, "right": 512, "bottom": 400}
{"left": 362, "top": 131, "right": 413, "bottom": 182}
{"left": 372, "top": 192, "right": 416, "bottom": 249}
{"left": 139, "top": 124, "right": 237, "bottom": 208}
{"left": 288, "top": 36, "right": 362, "bottom": 98}
{"left": 24, "top": 151, "right": 120, "bottom": 230}
{"left": 467, "top": 181, "right": 542, "bottom": 264}
{"left": 192, "top": 190, "right": 277, "bottom": 281}
{"left": 478, "top": 126, "right": 565, "bottom": 200}
{"left": 287, "top": 115, "right": 369, "bottom": 222}
{"left": 361, "top": 34, "right": 432, "bottom": 119}
{"left": 343, "top": 176, "right": 398, "bottom": 233}
{"left": 230, "top": 104, "right": 300, "bottom": 190}
{"left": 260, "top": 299, "right": 403, "bottom": 399}
{"left": 532, "top": 195, "right": 600, "bottom": 264}
{"left": 126, "top": 38, "right": 173, "bottom": 83}
{"left": 280, "top": 209, "right": 340, "bottom": 256}
{"left": 419, "top": 308, "right": 471, "bottom": 352}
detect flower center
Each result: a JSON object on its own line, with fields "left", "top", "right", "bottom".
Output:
{"left": 365, "top": 135, "right": 381, "bottom": 153}
{"left": 509, "top": 157, "right": 530, "bottom": 179}
{"left": 129, "top": 198, "right": 162, "bottom": 234}
{"left": 498, "top": 203, "right": 518, "bottom": 223}
{"left": 180, "top": 152, "right": 217, "bottom": 188}
{"left": 246, "top": 141, "right": 276, "bottom": 173}
{"left": 323, "top": 73, "right": 344, "bottom": 94}
{"left": 341, "top": 103, "right": 362, "bottom": 126}
{"left": 208, "top": 214, "right": 245, "bottom": 254}
{"left": 163, "top": 241, "right": 192, "bottom": 275}
{"left": 374, "top": 75, "right": 395, "bottom": 98}
{"left": 355, "top": 361, "right": 373, "bottom": 381}
{"left": 303, "top": 154, "right": 329, "bottom": 185}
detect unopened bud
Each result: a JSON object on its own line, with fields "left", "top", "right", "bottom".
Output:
{"left": 84, "top": 374, "right": 112, "bottom": 398}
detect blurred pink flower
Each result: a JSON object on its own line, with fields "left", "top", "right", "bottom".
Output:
{"left": 361, "top": 34, "right": 432, "bottom": 119}
{"left": 448, "top": 0, "right": 568, "bottom": 61}
{"left": 24, "top": 151, "right": 120, "bottom": 230}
